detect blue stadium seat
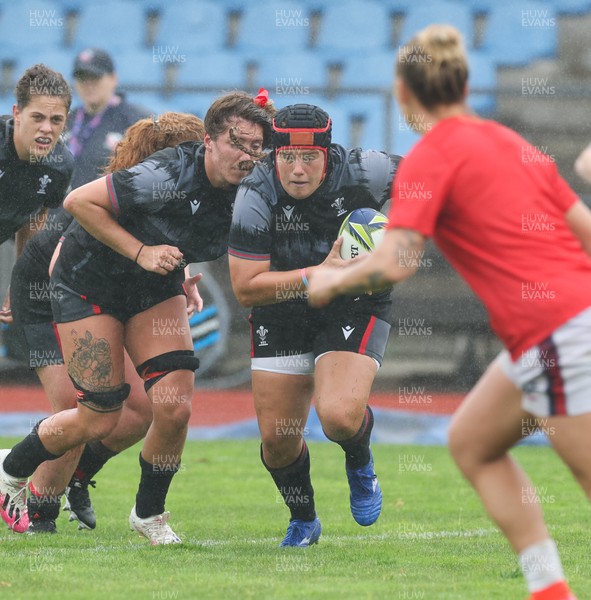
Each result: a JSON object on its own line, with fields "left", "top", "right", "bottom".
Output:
{"left": 0, "top": 2, "right": 66, "bottom": 50}
{"left": 165, "top": 92, "right": 219, "bottom": 120}
{"left": 122, "top": 0, "right": 174, "bottom": 14}
{"left": 457, "top": 0, "right": 517, "bottom": 14}
{"left": 339, "top": 51, "right": 395, "bottom": 90}
{"left": 315, "top": 0, "right": 391, "bottom": 60}
{"left": 331, "top": 95, "right": 391, "bottom": 152}
{"left": 399, "top": 1, "right": 474, "bottom": 48}
{"left": 122, "top": 91, "right": 169, "bottom": 117}
{"left": 203, "top": 0, "right": 245, "bottom": 12}
{"left": 114, "top": 49, "right": 167, "bottom": 88}
{"left": 9, "top": 48, "right": 73, "bottom": 80}
{"left": 0, "top": 96, "right": 12, "bottom": 116}
{"left": 461, "top": 0, "right": 591, "bottom": 15}
{"left": 481, "top": 1, "right": 557, "bottom": 66}
{"left": 391, "top": 103, "right": 421, "bottom": 156}
{"left": 155, "top": 0, "right": 227, "bottom": 51}
{"left": 67, "top": 0, "right": 165, "bottom": 14}
{"left": 368, "top": 0, "right": 421, "bottom": 12}
{"left": 71, "top": 1, "right": 149, "bottom": 51}
{"left": 542, "top": 0, "right": 591, "bottom": 13}
{"left": 302, "top": 0, "right": 415, "bottom": 12}
{"left": 254, "top": 52, "right": 329, "bottom": 98}
{"left": 174, "top": 51, "right": 247, "bottom": 90}
{"left": 467, "top": 50, "right": 496, "bottom": 115}
{"left": 234, "top": 1, "right": 311, "bottom": 51}
{"left": 48, "top": 0, "right": 89, "bottom": 11}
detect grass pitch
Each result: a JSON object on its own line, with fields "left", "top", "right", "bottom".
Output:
{"left": 0, "top": 438, "right": 588, "bottom": 600}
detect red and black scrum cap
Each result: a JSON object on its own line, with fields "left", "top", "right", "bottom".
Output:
{"left": 272, "top": 104, "right": 331, "bottom": 149}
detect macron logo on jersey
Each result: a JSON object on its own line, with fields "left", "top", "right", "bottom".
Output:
{"left": 282, "top": 205, "right": 295, "bottom": 220}
{"left": 342, "top": 325, "right": 355, "bottom": 340}
{"left": 190, "top": 199, "right": 201, "bottom": 215}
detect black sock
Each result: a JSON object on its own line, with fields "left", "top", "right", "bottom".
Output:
{"left": 329, "top": 405, "right": 374, "bottom": 470}
{"left": 28, "top": 481, "right": 62, "bottom": 521}
{"left": 262, "top": 441, "right": 316, "bottom": 522}
{"left": 71, "top": 441, "right": 119, "bottom": 484}
{"left": 3, "top": 423, "right": 63, "bottom": 478}
{"left": 135, "top": 453, "right": 179, "bottom": 519}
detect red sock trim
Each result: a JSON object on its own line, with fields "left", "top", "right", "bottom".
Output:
{"left": 29, "top": 480, "right": 43, "bottom": 497}
{"left": 531, "top": 581, "right": 572, "bottom": 600}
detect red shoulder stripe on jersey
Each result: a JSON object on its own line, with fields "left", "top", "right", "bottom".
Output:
{"left": 228, "top": 248, "right": 270, "bottom": 261}
{"left": 106, "top": 174, "right": 120, "bottom": 215}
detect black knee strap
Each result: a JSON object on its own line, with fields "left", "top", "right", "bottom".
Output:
{"left": 71, "top": 379, "right": 130, "bottom": 413}
{"left": 136, "top": 350, "right": 200, "bottom": 393}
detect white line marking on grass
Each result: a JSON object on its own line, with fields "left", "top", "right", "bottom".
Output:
{"left": 396, "top": 528, "right": 498, "bottom": 540}
{"left": 4, "top": 528, "right": 498, "bottom": 550}
{"left": 189, "top": 528, "right": 499, "bottom": 547}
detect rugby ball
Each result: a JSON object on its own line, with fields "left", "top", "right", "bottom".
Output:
{"left": 338, "top": 208, "right": 388, "bottom": 259}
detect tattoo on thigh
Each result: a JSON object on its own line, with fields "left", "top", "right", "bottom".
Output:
{"left": 67, "top": 329, "right": 113, "bottom": 390}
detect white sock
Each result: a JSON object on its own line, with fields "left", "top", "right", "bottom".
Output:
{"left": 519, "top": 538, "right": 565, "bottom": 593}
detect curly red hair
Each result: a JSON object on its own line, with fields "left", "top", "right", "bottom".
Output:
{"left": 105, "top": 112, "right": 205, "bottom": 173}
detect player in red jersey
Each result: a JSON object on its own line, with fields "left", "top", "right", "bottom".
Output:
{"left": 308, "top": 24, "right": 588, "bottom": 600}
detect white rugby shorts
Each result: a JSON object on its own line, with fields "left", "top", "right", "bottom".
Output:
{"left": 498, "top": 306, "right": 591, "bottom": 417}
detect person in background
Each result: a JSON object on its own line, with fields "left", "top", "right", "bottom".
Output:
{"left": 65, "top": 48, "right": 149, "bottom": 190}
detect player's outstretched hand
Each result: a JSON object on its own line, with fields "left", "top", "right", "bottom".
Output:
{"left": 136, "top": 244, "right": 184, "bottom": 275}
{"left": 307, "top": 266, "right": 341, "bottom": 308}
{"left": 320, "top": 237, "right": 346, "bottom": 268}
{"left": 183, "top": 272, "right": 204, "bottom": 317}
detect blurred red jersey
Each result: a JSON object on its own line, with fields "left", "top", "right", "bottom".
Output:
{"left": 388, "top": 115, "right": 591, "bottom": 358}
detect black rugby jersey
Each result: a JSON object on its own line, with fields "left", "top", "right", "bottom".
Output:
{"left": 0, "top": 116, "right": 74, "bottom": 245}
{"left": 22, "top": 207, "right": 73, "bottom": 266}
{"left": 229, "top": 144, "right": 401, "bottom": 271}
{"left": 55, "top": 142, "right": 237, "bottom": 291}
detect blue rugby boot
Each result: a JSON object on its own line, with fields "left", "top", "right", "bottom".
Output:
{"left": 279, "top": 516, "right": 322, "bottom": 547}
{"left": 346, "top": 449, "right": 382, "bottom": 526}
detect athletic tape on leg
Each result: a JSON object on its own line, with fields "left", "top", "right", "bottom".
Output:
{"left": 136, "top": 350, "right": 200, "bottom": 392}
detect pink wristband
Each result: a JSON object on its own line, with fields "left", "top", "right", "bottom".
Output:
{"left": 300, "top": 268, "right": 310, "bottom": 288}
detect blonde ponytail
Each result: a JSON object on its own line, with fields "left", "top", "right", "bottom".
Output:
{"left": 397, "top": 24, "right": 468, "bottom": 109}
